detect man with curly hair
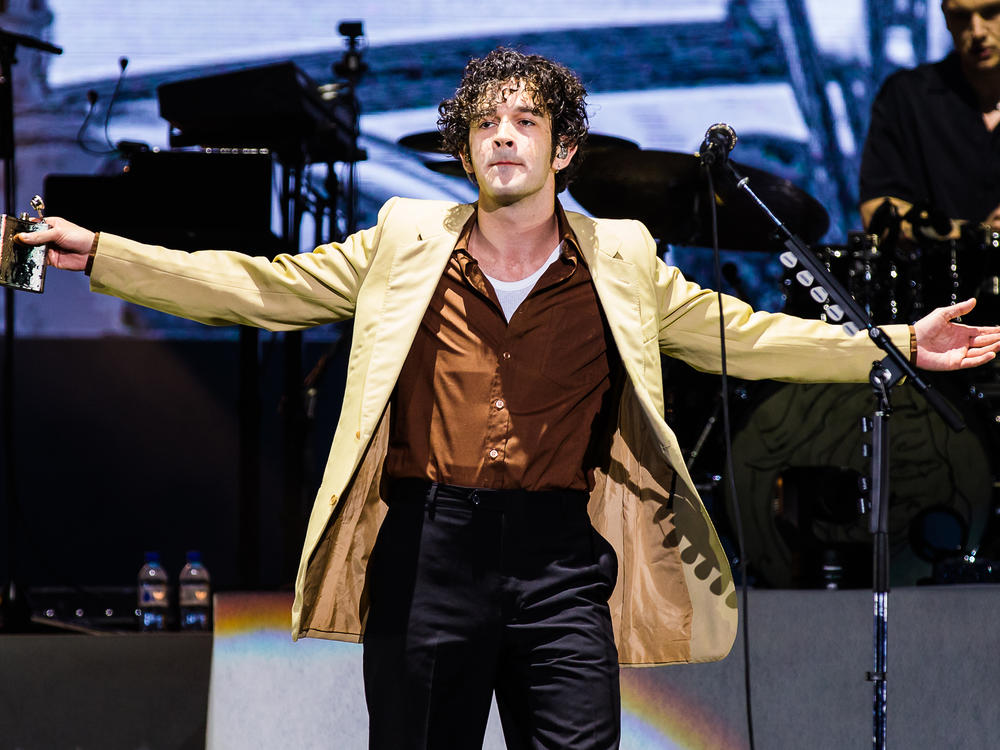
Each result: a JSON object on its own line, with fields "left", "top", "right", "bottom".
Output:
{"left": 22, "top": 47, "right": 1000, "bottom": 749}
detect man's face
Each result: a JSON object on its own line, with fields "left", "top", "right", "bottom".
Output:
{"left": 461, "top": 81, "right": 568, "bottom": 208}
{"left": 944, "top": 0, "right": 1000, "bottom": 73}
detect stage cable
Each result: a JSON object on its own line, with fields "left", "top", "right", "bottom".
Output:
{"left": 74, "top": 89, "right": 101, "bottom": 155}
{"left": 75, "top": 56, "right": 128, "bottom": 157}
{"left": 704, "top": 164, "right": 756, "bottom": 750}
{"left": 102, "top": 57, "right": 128, "bottom": 151}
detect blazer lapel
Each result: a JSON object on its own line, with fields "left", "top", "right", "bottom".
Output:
{"left": 568, "top": 212, "right": 645, "bottom": 377}
{"left": 358, "top": 203, "right": 473, "bottom": 431}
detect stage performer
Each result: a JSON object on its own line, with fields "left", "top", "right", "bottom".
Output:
{"left": 860, "top": 0, "right": 1000, "bottom": 238}
{"left": 21, "top": 47, "right": 1000, "bottom": 750}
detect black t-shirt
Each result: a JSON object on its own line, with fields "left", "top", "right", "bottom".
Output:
{"left": 859, "top": 53, "right": 1000, "bottom": 223}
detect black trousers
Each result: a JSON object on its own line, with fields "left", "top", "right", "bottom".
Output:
{"left": 363, "top": 480, "right": 621, "bottom": 750}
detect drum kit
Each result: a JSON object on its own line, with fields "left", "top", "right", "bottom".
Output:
{"left": 399, "top": 130, "right": 1000, "bottom": 589}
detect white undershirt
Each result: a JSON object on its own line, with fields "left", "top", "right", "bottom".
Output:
{"left": 483, "top": 243, "right": 563, "bottom": 321}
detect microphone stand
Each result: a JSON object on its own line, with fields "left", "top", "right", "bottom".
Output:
{"left": 711, "top": 154, "right": 963, "bottom": 750}
{"left": 0, "top": 28, "right": 61, "bottom": 632}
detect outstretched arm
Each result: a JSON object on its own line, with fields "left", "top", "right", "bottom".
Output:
{"left": 914, "top": 298, "right": 1000, "bottom": 370}
{"left": 13, "top": 198, "right": 400, "bottom": 330}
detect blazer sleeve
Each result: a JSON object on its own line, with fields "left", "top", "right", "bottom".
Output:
{"left": 643, "top": 226, "right": 911, "bottom": 383}
{"left": 89, "top": 197, "right": 400, "bottom": 331}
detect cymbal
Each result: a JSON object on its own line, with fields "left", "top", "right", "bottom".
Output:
{"left": 424, "top": 159, "right": 467, "bottom": 178}
{"left": 417, "top": 133, "right": 641, "bottom": 180}
{"left": 568, "top": 150, "right": 829, "bottom": 251}
{"left": 399, "top": 131, "right": 640, "bottom": 155}
{"left": 398, "top": 131, "right": 450, "bottom": 154}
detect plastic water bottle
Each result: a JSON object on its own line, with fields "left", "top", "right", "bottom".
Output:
{"left": 178, "top": 550, "right": 211, "bottom": 631}
{"left": 137, "top": 551, "right": 170, "bottom": 631}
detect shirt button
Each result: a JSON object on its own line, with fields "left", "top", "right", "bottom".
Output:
{"left": 489, "top": 449, "right": 499, "bottom": 459}
{"left": 501, "top": 352, "right": 511, "bottom": 360}
{"left": 495, "top": 399, "right": 505, "bottom": 409}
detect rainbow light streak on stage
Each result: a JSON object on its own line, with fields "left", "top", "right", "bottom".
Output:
{"left": 208, "top": 592, "right": 743, "bottom": 749}
{"left": 620, "top": 669, "right": 746, "bottom": 749}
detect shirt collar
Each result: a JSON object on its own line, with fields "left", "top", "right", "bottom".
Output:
{"left": 454, "top": 200, "right": 582, "bottom": 260}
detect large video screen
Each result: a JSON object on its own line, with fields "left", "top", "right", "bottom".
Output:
{"left": 7, "top": 0, "right": 951, "bottom": 337}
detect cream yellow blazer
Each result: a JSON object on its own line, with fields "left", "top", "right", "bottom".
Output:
{"left": 91, "top": 198, "right": 910, "bottom": 666}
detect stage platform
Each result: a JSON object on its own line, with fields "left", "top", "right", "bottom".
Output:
{"left": 3, "top": 586, "right": 998, "bottom": 749}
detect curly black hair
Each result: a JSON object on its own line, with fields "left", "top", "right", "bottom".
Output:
{"left": 437, "top": 47, "right": 589, "bottom": 193}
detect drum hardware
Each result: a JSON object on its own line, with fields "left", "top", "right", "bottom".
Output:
{"left": 423, "top": 159, "right": 468, "bottom": 179}
{"left": 721, "top": 261, "right": 753, "bottom": 304}
{"left": 566, "top": 148, "right": 829, "bottom": 250}
{"left": 969, "top": 491, "right": 1000, "bottom": 561}
{"left": 967, "top": 226, "right": 1000, "bottom": 323}
{"left": 967, "top": 379, "right": 1000, "bottom": 400}
{"left": 868, "top": 223, "right": 1000, "bottom": 324}
{"left": 710, "top": 136, "right": 967, "bottom": 750}
{"left": 784, "top": 222, "right": 1000, "bottom": 326}
{"left": 768, "top": 465, "right": 872, "bottom": 589}
{"left": 730, "top": 381, "right": 992, "bottom": 588}
{"left": 929, "top": 474, "right": 1000, "bottom": 585}
{"left": 969, "top": 390, "right": 1000, "bottom": 427}
{"left": 932, "top": 555, "right": 999, "bottom": 583}
{"left": 900, "top": 201, "right": 954, "bottom": 240}
{"left": 782, "top": 232, "right": 903, "bottom": 322}
{"left": 400, "top": 132, "right": 640, "bottom": 180}
{"left": 687, "top": 470, "right": 751, "bottom": 584}
{"left": 916, "top": 502, "right": 999, "bottom": 584}
{"left": 685, "top": 392, "right": 722, "bottom": 473}
{"left": 400, "top": 131, "right": 639, "bottom": 155}
{"left": 907, "top": 506, "right": 970, "bottom": 564}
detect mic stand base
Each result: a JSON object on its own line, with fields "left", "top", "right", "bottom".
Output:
{"left": 715, "top": 152, "right": 959, "bottom": 750}
{"left": 866, "top": 361, "right": 897, "bottom": 750}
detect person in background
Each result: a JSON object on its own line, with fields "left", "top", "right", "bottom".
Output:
{"left": 860, "top": 0, "right": 1000, "bottom": 240}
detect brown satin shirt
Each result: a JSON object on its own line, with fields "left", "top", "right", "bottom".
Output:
{"left": 384, "top": 203, "right": 622, "bottom": 491}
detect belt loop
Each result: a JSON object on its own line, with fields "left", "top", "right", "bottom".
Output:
{"left": 425, "top": 482, "right": 439, "bottom": 519}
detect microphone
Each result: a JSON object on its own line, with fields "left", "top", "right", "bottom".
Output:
{"left": 698, "top": 123, "right": 737, "bottom": 167}
{"left": 75, "top": 89, "right": 102, "bottom": 154}
{"left": 103, "top": 56, "right": 129, "bottom": 151}
{"left": 76, "top": 57, "right": 129, "bottom": 156}
{"left": 902, "top": 201, "right": 953, "bottom": 238}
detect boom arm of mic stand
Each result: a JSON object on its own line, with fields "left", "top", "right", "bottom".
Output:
{"left": 720, "top": 161, "right": 965, "bottom": 433}
{"left": 0, "top": 27, "right": 62, "bottom": 56}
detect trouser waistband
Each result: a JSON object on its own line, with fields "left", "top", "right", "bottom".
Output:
{"left": 385, "top": 478, "right": 588, "bottom": 513}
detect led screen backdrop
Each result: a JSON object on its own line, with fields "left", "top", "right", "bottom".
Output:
{"left": 5, "top": 0, "right": 952, "bottom": 337}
